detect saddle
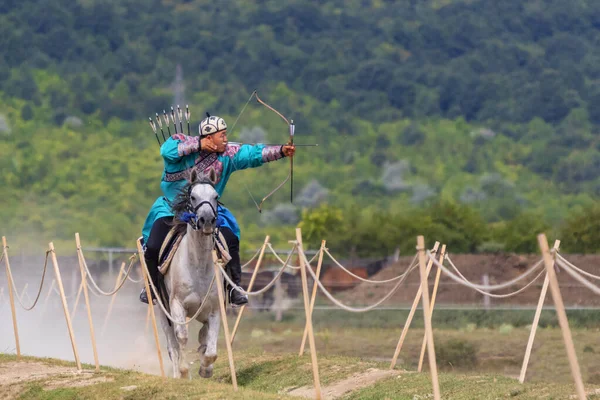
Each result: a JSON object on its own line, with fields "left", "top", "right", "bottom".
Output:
{"left": 158, "top": 227, "right": 231, "bottom": 276}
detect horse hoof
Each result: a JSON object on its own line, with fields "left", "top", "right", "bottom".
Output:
{"left": 180, "top": 368, "right": 189, "bottom": 379}
{"left": 198, "top": 366, "right": 213, "bottom": 378}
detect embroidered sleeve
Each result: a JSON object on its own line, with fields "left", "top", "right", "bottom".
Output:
{"left": 160, "top": 134, "right": 199, "bottom": 162}
{"left": 176, "top": 135, "right": 199, "bottom": 156}
{"left": 261, "top": 145, "right": 285, "bottom": 163}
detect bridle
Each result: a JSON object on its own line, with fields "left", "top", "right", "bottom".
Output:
{"left": 182, "top": 182, "right": 218, "bottom": 233}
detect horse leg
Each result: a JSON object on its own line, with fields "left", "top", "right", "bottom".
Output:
{"left": 159, "top": 308, "right": 180, "bottom": 378}
{"left": 198, "top": 311, "right": 220, "bottom": 378}
{"left": 171, "top": 300, "right": 189, "bottom": 379}
{"left": 197, "top": 322, "right": 208, "bottom": 367}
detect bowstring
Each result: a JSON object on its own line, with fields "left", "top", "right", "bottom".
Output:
{"left": 226, "top": 90, "right": 291, "bottom": 213}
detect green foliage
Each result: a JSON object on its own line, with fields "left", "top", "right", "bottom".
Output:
{"left": 493, "top": 212, "right": 551, "bottom": 253}
{"left": 559, "top": 205, "right": 600, "bottom": 253}
{"left": 2, "top": 1, "right": 600, "bottom": 252}
{"left": 298, "top": 204, "right": 344, "bottom": 249}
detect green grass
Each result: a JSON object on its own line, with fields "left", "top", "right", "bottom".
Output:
{"left": 2, "top": 351, "right": 599, "bottom": 400}
{"left": 3, "top": 309, "right": 600, "bottom": 399}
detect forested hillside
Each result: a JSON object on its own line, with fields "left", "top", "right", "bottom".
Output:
{"left": 1, "top": 0, "right": 600, "bottom": 254}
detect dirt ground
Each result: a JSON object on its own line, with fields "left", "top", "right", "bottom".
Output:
{"left": 287, "top": 368, "right": 403, "bottom": 399}
{"left": 0, "top": 360, "right": 112, "bottom": 398}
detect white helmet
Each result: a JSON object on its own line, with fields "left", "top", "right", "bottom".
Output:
{"left": 199, "top": 114, "right": 227, "bottom": 136}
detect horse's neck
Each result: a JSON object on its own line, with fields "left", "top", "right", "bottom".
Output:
{"left": 184, "top": 227, "right": 214, "bottom": 275}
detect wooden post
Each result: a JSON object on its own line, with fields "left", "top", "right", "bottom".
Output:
{"left": 3, "top": 236, "right": 21, "bottom": 358}
{"left": 274, "top": 271, "right": 283, "bottom": 322}
{"left": 101, "top": 262, "right": 126, "bottom": 336}
{"left": 145, "top": 304, "right": 151, "bottom": 333}
{"left": 19, "top": 283, "right": 29, "bottom": 303}
{"left": 296, "top": 228, "right": 322, "bottom": 400}
{"left": 49, "top": 242, "right": 82, "bottom": 371}
{"left": 519, "top": 240, "right": 560, "bottom": 383}
{"left": 230, "top": 235, "right": 269, "bottom": 344}
{"left": 482, "top": 274, "right": 491, "bottom": 310}
{"left": 390, "top": 241, "right": 440, "bottom": 369}
{"left": 416, "top": 236, "right": 440, "bottom": 400}
{"left": 299, "top": 240, "right": 326, "bottom": 356}
{"left": 41, "top": 279, "right": 56, "bottom": 314}
{"left": 212, "top": 251, "right": 238, "bottom": 390}
{"left": 75, "top": 233, "right": 100, "bottom": 372}
{"left": 418, "top": 244, "right": 446, "bottom": 372}
{"left": 137, "top": 239, "right": 165, "bottom": 378}
{"left": 70, "top": 282, "right": 84, "bottom": 320}
{"left": 538, "top": 234, "right": 585, "bottom": 399}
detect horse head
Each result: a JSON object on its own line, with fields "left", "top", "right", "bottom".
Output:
{"left": 172, "top": 168, "right": 219, "bottom": 236}
{"left": 188, "top": 168, "right": 219, "bottom": 235}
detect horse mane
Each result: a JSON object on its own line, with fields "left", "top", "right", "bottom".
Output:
{"left": 168, "top": 169, "right": 216, "bottom": 236}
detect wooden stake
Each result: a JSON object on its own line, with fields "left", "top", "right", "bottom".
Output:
{"left": 230, "top": 235, "right": 270, "bottom": 344}
{"left": 418, "top": 244, "right": 446, "bottom": 372}
{"left": 296, "top": 228, "right": 322, "bottom": 400}
{"left": 70, "top": 281, "right": 83, "bottom": 320}
{"left": 538, "top": 234, "right": 585, "bottom": 399}
{"left": 49, "top": 242, "right": 82, "bottom": 371}
{"left": 3, "top": 236, "right": 21, "bottom": 358}
{"left": 75, "top": 233, "right": 100, "bottom": 372}
{"left": 519, "top": 240, "right": 560, "bottom": 383}
{"left": 41, "top": 279, "right": 56, "bottom": 314}
{"left": 137, "top": 239, "right": 165, "bottom": 378}
{"left": 416, "top": 236, "right": 440, "bottom": 400}
{"left": 390, "top": 241, "right": 440, "bottom": 369}
{"left": 101, "top": 262, "right": 126, "bottom": 336}
{"left": 19, "top": 283, "right": 29, "bottom": 303}
{"left": 299, "top": 240, "right": 326, "bottom": 356}
{"left": 212, "top": 251, "right": 238, "bottom": 390}
{"left": 145, "top": 304, "right": 151, "bottom": 333}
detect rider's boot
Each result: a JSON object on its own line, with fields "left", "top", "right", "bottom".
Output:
{"left": 227, "top": 262, "right": 248, "bottom": 307}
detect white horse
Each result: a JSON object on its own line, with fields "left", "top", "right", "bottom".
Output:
{"left": 158, "top": 169, "right": 221, "bottom": 379}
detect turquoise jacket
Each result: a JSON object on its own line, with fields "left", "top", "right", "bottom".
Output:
{"left": 142, "top": 134, "right": 285, "bottom": 242}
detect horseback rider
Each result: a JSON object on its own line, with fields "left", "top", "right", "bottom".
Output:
{"left": 140, "top": 114, "right": 295, "bottom": 306}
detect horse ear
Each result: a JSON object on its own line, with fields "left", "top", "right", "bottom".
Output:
{"left": 208, "top": 168, "right": 217, "bottom": 185}
{"left": 190, "top": 168, "right": 198, "bottom": 184}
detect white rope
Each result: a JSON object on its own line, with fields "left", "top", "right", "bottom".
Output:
{"left": 556, "top": 253, "right": 600, "bottom": 281}
{"left": 218, "top": 245, "right": 299, "bottom": 296}
{"left": 125, "top": 271, "right": 144, "bottom": 284}
{"left": 241, "top": 245, "right": 264, "bottom": 269}
{"left": 78, "top": 249, "right": 137, "bottom": 296}
{"left": 441, "top": 253, "right": 545, "bottom": 290}
{"left": 555, "top": 258, "right": 600, "bottom": 296}
{"left": 324, "top": 248, "right": 418, "bottom": 284}
{"left": 266, "top": 243, "right": 302, "bottom": 269}
{"left": 5, "top": 250, "right": 50, "bottom": 311}
{"left": 443, "top": 253, "right": 547, "bottom": 298}
{"left": 300, "top": 248, "right": 419, "bottom": 312}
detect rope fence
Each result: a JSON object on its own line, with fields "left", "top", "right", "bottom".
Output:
{"left": 2, "top": 231, "right": 598, "bottom": 400}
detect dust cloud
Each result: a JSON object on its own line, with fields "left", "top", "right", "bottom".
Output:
{"left": 0, "top": 251, "right": 170, "bottom": 376}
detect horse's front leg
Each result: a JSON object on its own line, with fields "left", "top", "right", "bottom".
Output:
{"left": 171, "top": 300, "right": 189, "bottom": 379}
{"left": 198, "top": 311, "right": 220, "bottom": 378}
{"left": 159, "top": 308, "right": 180, "bottom": 379}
